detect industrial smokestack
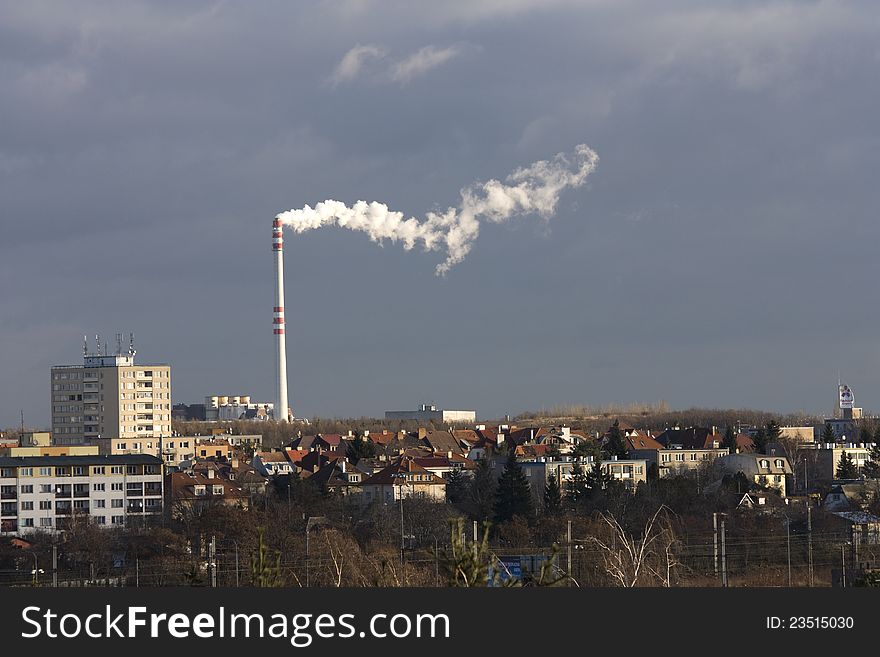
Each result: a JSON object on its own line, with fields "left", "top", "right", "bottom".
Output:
{"left": 273, "top": 218, "right": 289, "bottom": 422}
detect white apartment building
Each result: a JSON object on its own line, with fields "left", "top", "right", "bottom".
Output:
{"left": 51, "top": 343, "right": 171, "bottom": 443}
{"left": 0, "top": 455, "right": 163, "bottom": 536}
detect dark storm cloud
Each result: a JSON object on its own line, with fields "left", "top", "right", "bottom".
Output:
{"left": 2, "top": 0, "right": 880, "bottom": 427}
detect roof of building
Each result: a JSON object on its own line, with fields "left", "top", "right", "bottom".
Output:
{"left": 362, "top": 457, "right": 446, "bottom": 487}
{"left": 168, "top": 471, "right": 249, "bottom": 500}
{"left": 253, "top": 451, "right": 290, "bottom": 464}
{"left": 0, "top": 454, "right": 161, "bottom": 467}
{"left": 624, "top": 431, "right": 665, "bottom": 451}
{"left": 421, "top": 431, "right": 465, "bottom": 456}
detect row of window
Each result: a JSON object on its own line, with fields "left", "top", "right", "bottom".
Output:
{"left": 0, "top": 465, "right": 160, "bottom": 477}
{"left": 20, "top": 516, "right": 126, "bottom": 528}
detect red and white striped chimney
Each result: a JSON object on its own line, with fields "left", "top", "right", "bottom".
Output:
{"left": 273, "top": 218, "right": 289, "bottom": 422}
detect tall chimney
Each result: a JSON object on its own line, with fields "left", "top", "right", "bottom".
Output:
{"left": 273, "top": 218, "right": 290, "bottom": 422}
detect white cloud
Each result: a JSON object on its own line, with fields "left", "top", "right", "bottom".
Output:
{"left": 330, "top": 43, "right": 464, "bottom": 87}
{"left": 329, "top": 43, "right": 387, "bottom": 86}
{"left": 389, "top": 44, "right": 463, "bottom": 83}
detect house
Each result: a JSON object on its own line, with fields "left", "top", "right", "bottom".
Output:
{"left": 713, "top": 453, "right": 794, "bottom": 496}
{"left": 656, "top": 426, "right": 726, "bottom": 450}
{"left": 251, "top": 451, "right": 295, "bottom": 477}
{"left": 420, "top": 430, "right": 467, "bottom": 457}
{"left": 828, "top": 512, "right": 880, "bottom": 546}
{"left": 411, "top": 453, "right": 477, "bottom": 479}
{"left": 166, "top": 470, "right": 249, "bottom": 518}
{"left": 361, "top": 457, "right": 447, "bottom": 505}
{"left": 823, "top": 482, "right": 880, "bottom": 512}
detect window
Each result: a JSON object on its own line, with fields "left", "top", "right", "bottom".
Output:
{"left": 93, "top": 467, "right": 105, "bottom": 475}
{"left": 111, "top": 483, "right": 123, "bottom": 491}
{"left": 73, "top": 467, "right": 85, "bottom": 476}
{"left": 111, "top": 466, "right": 123, "bottom": 475}
{"left": 23, "top": 518, "right": 34, "bottom": 527}
{"left": 95, "top": 516, "right": 106, "bottom": 525}
{"left": 21, "top": 501, "right": 34, "bottom": 511}
{"left": 212, "top": 485, "right": 224, "bottom": 495}
{"left": 40, "top": 518, "right": 53, "bottom": 527}
{"left": 94, "top": 499, "right": 106, "bottom": 508}
{"left": 775, "top": 459, "right": 784, "bottom": 469}
{"left": 194, "top": 486, "right": 206, "bottom": 496}
{"left": 39, "top": 500, "right": 52, "bottom": 510}
{"left": 38, "top": 467, "right": 52, "bottom": 476}
{"left": 20, "top": 468, "right": 33, "bottom": 477}
{"left": 126, "top": 466, "right": 138, "bottom": 475}
{"left": 40, "top": 485, "right": 52, "bottom": 494}
{"left": 93, "top": 483, "right": 105, "bottom": 492}
{"left": 111, "top": 499, "right": 123, "bottom": 508}
{"left": 20, "top": 485, "right": 33, "bottom": 494}
{"left": 111, "top": 515, "right": 124, "bottom": 525}
{"left": 760, "top": 460, "right": 769, "bottom": 469}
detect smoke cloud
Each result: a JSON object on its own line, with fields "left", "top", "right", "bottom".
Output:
{"left": 276, "top": 144, "right": 599, "bottom": 275}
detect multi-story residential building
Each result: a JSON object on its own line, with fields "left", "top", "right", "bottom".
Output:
{"left": 629, "top": 446, "right": 729, "bottom": 478}
{"left": 798, "top": 442, "right": 874, "bottom": 485}
{"left": 51, "top": 341, "right": 171, "bottom": 444}
{"left": 0, "top": 445, "right": 100, "bottom": 457}
{"left": 0, "top": 454, "right": 163, "bottom": 535}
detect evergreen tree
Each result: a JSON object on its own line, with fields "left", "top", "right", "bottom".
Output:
{"left": 860, "top": 427, "right": 873, "bottom": 444}
{"left": 766, "top": 420, "right": 782, "bottom": 443}
{"left": 752, "top": 427, "right": 768, "bottom": 454}
{"left": 836, "top": 451, "right": 858, "bottom": 480}
{"left": 572, "top": 439, "right": 601, "bottom": 461}
{"left": 468, "top": 459, "right": 496, "bottom": 521}
{"left": 863, "top": 444, "right": 880, "bottom": 479}
{"left": 585, "top": 460, "right": 612, "bottom": 494}
{"left": 446, "top": 468, "right": 468, "bottom": 505}
{"left": 864, "top": 430, "right": 880, "bottom": 479}
{"left": 604, "top": 420, "right": 628, "bottom": 460}
{"left": 494, "top": 452, "right": 534, "bottom": 523}
{"left": 722, "top": 426, "right": 738, "bottom": 453}
{"left": 821, "top": 423, "right": 837, "bottom": 443}
{"left": 544, "top": 473, "right": 562, "bottom": 515}
{"left": 566, "top": 463, "right": 588, "bottom": 506}
{"left": 346, "top": 434, "right": 375, "bottom": 464}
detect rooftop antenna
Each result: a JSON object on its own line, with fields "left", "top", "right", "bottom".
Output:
{"left": 95, "top": 334, "right": 101, "bottom": 356}
{"left": 103, "top": 339, "right": 109, "bottom": 357}
{"left": 116, "top": 333, "right": 122, "bottom": 356}
{"left": 83, "top": 335, "right": 88, "bottom": 358}
{"left": 129, "top": 332, "right": 136, "bottom": 358}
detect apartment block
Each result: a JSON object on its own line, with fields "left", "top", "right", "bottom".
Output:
{"left": 0, "top": 454, "right": 163, "bottom": 536}
{"left": 51, "top": 343, "right": 171, "bottom": 443}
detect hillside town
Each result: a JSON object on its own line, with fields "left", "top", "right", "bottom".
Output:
{"left": 1, "top": 346, "right": 879, "bottom": 587}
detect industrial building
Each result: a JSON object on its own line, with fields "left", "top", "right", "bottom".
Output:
{"left": 50, "top": 336, "right": 171, "bottom": 444}
{"left": 204, "top": 395, "right": 275, "bottom": 421}
{"left": 385, "top": 403, "right": 476, "bottom": 424}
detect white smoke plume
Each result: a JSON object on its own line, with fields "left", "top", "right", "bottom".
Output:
{"left": 276, "top": 144, "right": 599, "bottom": 275}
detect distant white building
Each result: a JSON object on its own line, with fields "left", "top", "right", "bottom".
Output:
{"left": 205, "top": 395, "right": 275, "bottom": 421}
{"left": 385, "top": 403, "right": 476, "bottom": 424}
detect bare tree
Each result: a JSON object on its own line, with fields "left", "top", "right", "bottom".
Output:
{"left": 586, "top": 505, "right": 679, "bottom": 587}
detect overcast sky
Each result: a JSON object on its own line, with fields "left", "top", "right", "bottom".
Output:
{"left": 2, "top": 0, "right": 880, "bottom": 427}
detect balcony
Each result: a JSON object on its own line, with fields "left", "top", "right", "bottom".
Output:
{"left": 0, "top": 492, "right": 16, "bottom": 501}
{"left": 55, "top": 487, "right": 72, "bottom": 498}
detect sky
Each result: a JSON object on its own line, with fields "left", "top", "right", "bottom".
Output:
{"left": 2, "top": 0, "right": 880, "bottom": 427}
